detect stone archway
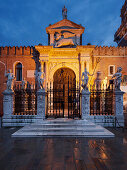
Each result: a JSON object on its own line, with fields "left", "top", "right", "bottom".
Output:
{"left": 53, "top": 67, "right": 76, "bottom": 113}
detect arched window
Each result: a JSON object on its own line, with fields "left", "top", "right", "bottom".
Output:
{"left": 15, "top": 63, "right": 22, "bottom": 81}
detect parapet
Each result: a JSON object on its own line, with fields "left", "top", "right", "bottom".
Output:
{"left": 0, "top": 46, "right": 33, "bottom": 56}
{"left": 92, "top": 46, "right": 127, "bottom": 56}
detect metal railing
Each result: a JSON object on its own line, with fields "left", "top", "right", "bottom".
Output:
{"left": 90, "top": 84, "right": 115, "bottom": 115}
{"left": 13, "top": 84, "right": 37, "bottom": 115}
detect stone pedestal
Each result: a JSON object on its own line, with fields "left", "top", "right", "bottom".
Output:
{"left": 114, "top": 90, "right": 124, "bottom": 127}
{"left": 3, "top": 90, "right": 14, "bottom": 118}
{"left": 37, "top": 89, "right": 45, "bottom": 120}
{"left": 81, "top": 89, "right": 91, "bottom": 119}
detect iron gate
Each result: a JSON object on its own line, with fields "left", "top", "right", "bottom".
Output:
{"left": 46, "top": 80, "right": 81, "bottom": 119}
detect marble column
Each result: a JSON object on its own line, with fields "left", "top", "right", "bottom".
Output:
{"left": 81, "top": 89, "right": 91, "bottom": 119}
{"left": 3, "top": 89, "right": 14, "bottom": 118}
{"left": 114, "top": 90, "right": 124, "bottom": 126}
{"left": 37, "top": 88, "right": 45, "bottom": 120}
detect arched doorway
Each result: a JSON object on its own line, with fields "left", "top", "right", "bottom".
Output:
{"left": 53, "top": 68, "right": 76, "bottom": 118}
{"left": 46, "top": 67, "right": 80, "bottom": 119}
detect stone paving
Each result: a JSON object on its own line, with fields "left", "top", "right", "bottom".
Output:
{"left": 0, "top": 127, "right": 127, "bottom": 170}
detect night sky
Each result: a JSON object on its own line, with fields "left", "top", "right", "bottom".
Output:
{"left": 0, "top": 0, "right": 125, "bottom": 47}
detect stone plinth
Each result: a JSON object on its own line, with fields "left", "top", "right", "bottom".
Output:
{"left": 114, "top": 90, "right": 124, "bottom": 127}
{"left": 37, "top": 89, "right": 45, "bottom": 120}
{"left": 3, "top": 89, "right": 14, "bottom": 118}
{"left": 81, "top": 89, "right": 90, "bottom": 119}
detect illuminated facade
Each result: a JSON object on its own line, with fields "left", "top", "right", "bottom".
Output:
{"left": 0, "top": 4, "right": 127, "bottom": 117}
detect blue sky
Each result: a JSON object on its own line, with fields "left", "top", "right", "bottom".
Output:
{"left": 0, "top": 0, "right": 125, "bottom": 47}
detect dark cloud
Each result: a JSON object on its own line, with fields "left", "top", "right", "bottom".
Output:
{"left": 0, "top": 0, "right": 125, "bottom": 46}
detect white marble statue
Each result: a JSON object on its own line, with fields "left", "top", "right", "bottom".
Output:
{"left": 81, "top": 68, "right": 93, "bottom": 90}
{"left": 5, "top": 69, "right": 15, "bottom": 90}
{"left": 112, "top": 67, "right": 122, "bottom": 90}
{"left": 94, "top": 71, "right": 101, "bottom": 90}
{"left": 36, "top": 67, "right": 45, "bottom": 89}
{"left": 21, "top": 78, "right": 27, "bottom": 90}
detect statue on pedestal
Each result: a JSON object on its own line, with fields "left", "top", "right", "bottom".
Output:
{"left": 5, "top": 69, "right": 15, "bottom": 90}
{"left": 81, "top": 68, "right": 93, "bottom": 90}
{"left": 112, "top": 67, "right": 122, "bottom": 90}
{"left": 36, "top": 67, "right": 45, "bottom": 89}
{"left": 62, "top": 6, "right": 67, "bottom": 19}
{"left": 94, "top": 71, "right": 101, "bottom": 90}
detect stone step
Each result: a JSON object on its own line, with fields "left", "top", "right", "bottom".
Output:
{"left": 27, "top": 124, "right": 96, "bottom": 128}
{"left": 12, "top": 119, "right": 115, "bottom": 137}
{"left": 12, "top": 130, "right": 114, "bottom": 137}
{"left": 35, "top": 119, "right": 94, "bottom": 123}
{"left": 21, "top": 127, "right": 104, "bottom": 132}
{"left": 35, "top": 120, "right": 95, "bottom": 125}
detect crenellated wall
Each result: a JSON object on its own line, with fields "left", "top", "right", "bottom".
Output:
{"left": 1, "top": 46, "right": 127, "bottom": 57}
{"left": 92, "top": 46, "right": 127, "bottom": 56}
{"left": 0, "top": 46, "right": 33, "bottom": 56}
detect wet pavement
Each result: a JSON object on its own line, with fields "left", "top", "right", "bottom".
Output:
{"left": 0, "top": 127, "right": 127, "bottom": 170}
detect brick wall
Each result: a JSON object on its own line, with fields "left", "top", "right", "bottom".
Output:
{"left": 0, "top": 46, "right": 35, "bottom": 116}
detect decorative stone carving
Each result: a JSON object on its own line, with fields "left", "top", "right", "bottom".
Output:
{"left": 54, "top": 35, "right": 75, "bottom": 48}
{"left": 5, "top": 69, "right": 15, "bottom": 91}
{"left": 49, "top": 62, "right": 58, "bottom": 71}
{"left": 112, "top": 67, "right": 122, "bottom": 90}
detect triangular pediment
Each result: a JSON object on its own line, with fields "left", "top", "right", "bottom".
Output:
{"left": 46, "top": 19, "right": 85, "bottom": 33}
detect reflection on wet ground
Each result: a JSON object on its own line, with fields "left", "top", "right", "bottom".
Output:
{"left": 0, "top": 127, "right": 127, "bottom": 170}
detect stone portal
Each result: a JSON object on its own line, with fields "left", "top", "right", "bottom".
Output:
{"left": 53, "top": 67, "right": 76, "bottom": 111}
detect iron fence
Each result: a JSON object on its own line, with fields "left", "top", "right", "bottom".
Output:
{"left": 90, "top": 84, "right": 114, "bottom": 115}
{"left": 13, "top": 84, "right": 37, "bottom": 115}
